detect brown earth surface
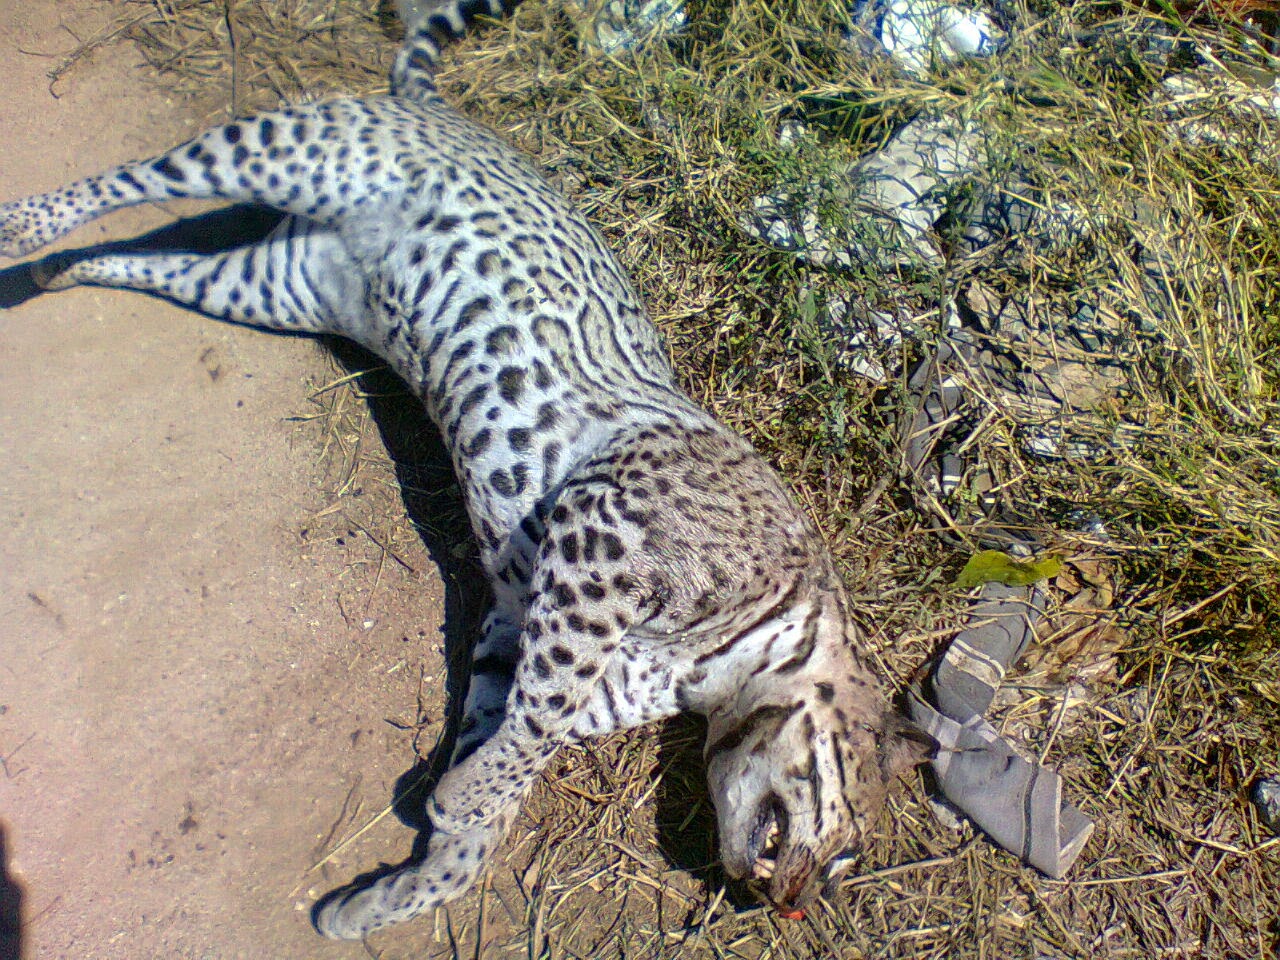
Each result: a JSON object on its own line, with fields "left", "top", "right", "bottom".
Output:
{"left": 0, "top": 3, "right": 467, "bottom": 957}
{"left": 4, "top": 4, "right": 1273, "bottom": 960}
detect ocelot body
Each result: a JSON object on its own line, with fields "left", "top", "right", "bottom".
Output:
{"left": 0, "top": 0, "right": 931, "bottom": 939}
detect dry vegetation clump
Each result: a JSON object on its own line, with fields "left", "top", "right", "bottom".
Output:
{"left": 60, "top": 0, "right": 1280, "bottom": 954}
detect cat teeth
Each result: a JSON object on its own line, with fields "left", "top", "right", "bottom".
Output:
{"left": 754, "top": 821, "right": 782, "bottom": 878}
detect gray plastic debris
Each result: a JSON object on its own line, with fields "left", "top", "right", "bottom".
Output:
{"left": 903, "top": 285, "right": 1136, "bottom": 510}
{"left": 1253, "top": 777, "right": 1280, "bottom": 836}
{"left": 857, "top": 117, "right": 985, "bottom": 246}
{"left": 955, "top": 185, "right": 1086, "bottom": 257}
{"left": 816, "top": 294, "right": 959, "bottom": 382}
{"left": 1065, "top": 15, "right": 1200, "bottom": 75}
{"left": 747, "top": 112, "right": 1096, "bottom": 272}
{"left": 909, "top": 582, "right": 1094, "bottom": 878}
{"left": 567, "top": 0, "right": 686, "bottom": 56}
{"left": 820, "top": 297, "right": 905, "bottom": 382}
{"left": 850, "top": 0, "right": 1004, "bottom": 77}
{"left": 743, "top": 115, "right": 986, "bottom": 272}
{"left": 1155, "top": 70, "right": 1280, "bottom": 152}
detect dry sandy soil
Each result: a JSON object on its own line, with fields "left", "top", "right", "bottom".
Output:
{"left": 0, "top": 3, "right": 470, "bottom": 957}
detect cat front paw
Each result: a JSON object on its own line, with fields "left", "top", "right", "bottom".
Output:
{"left": 313, "top": 882, "right": 404, "bottom": 941}
{"left": 29, "top": 251, "right": 80, "bottom": 291}
{"left": 312, "top": 822, "right": 499, "bottom": 939}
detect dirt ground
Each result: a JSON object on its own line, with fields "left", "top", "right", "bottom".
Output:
{"left": 0, "top": 3, "right": 464, "bottom": 957}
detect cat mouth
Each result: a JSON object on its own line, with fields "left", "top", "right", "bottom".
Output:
{"left": 747, "top": 797, "right": 784, "bottom": 881}
{"left": 743, "top": 797, "right": 819, "bottom": 918}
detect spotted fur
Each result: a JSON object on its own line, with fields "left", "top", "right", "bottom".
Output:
{"left": 0, "top": 0, "right": 932, "bottom": 939}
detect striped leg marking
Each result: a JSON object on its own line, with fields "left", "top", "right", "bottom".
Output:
{"left": 31, "top": 216, "right": 363, "bottom": 336}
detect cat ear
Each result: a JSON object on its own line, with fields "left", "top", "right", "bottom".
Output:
{"left": 877, "top": 711, "right": 937, "bottom": 783}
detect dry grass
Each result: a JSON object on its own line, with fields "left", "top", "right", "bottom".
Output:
{"left": 61, "top": 0, "right": 1280, "bottom": 954}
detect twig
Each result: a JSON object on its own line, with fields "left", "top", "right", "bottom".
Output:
{"left": 223, "top": 0, "right": 241, "bottom": 117}
{"left": 0, "top": 733, "right": 35, "bottom": 779}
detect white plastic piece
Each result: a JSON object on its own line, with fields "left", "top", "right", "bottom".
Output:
{"left": 853, "top": 0, "right": 1003, "bottom": 77}
{"left": 1156, "top": 72, "right": 1280, "bottom": 148}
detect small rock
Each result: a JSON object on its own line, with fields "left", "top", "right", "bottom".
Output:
{"left": 927, "top": 796, "right": 966, "bottom": 831}
{"left": 1123, "top": 686, "right": 1152, "bottom": 723}
{"left": 1252, "top": 777, "right": 1280, "bottom": 835}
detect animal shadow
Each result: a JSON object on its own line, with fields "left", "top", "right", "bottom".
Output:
{"left": 0, "top": 821, "right": 22, "bottom": 960}
{"left": 0, "top": 203, "right": 487, "bottom": 871}
{"left": 319, "top": 337, "right": 490, "bottom": 839}
{"left": 652, "top": 715, "right": 766, "bottom": 915}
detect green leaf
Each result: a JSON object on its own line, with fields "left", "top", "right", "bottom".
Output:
{"left": 954, "top": 550, "right": 1062, "bottom": 590}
